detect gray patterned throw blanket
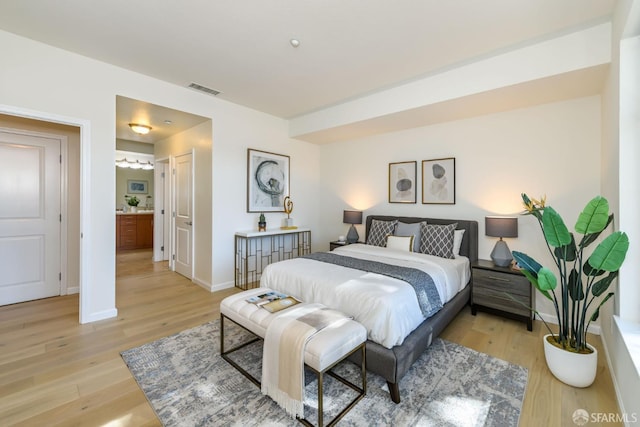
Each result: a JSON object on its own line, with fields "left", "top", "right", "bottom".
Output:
{"left": 302, "top": 252, "right": 443, "bottom": 318}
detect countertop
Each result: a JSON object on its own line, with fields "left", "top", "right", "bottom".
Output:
{"left": 116, "top": 210, "right": 154, "bottom": 215}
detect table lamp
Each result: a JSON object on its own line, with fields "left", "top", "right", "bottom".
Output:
{"left": 485, "top": 216, "right": 518, "bottom": 267}
{"left": 343, "top": 210, "right": 363, "bottom": 243}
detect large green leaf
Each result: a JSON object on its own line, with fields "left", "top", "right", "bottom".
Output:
{"left": 583, "top": 262, "right": 606, "bottom": 277}
{"left": 512, "top": 251, "right": 542, "bottom": 275}
{"left": 579, "top": 214, "right": 614, "bottom": 248}
{"left": 537, "top": 267, "right": 557, "bottom": 291}
{"left": 554, "top": 233, "right": 576, "bottom": 261}
{"left": 592, "top": 272, "right": 618, "bottom": 297}
{"left": 588, "top": 231, "right": 629, "bottom": 272}
{"left": 542, "top": 207, "right": 571, "bottom": 247}
{"left": 568, "top": 268, "right": 584, "bottom": 301}
{"left": 520, "top": 269, "right": 553, "bottom": 301}
{"left": 575, "top": 196, "right": 609, "bottom": 235}
{"left": 590, "top": 293, "right": 614, "bottom": 323}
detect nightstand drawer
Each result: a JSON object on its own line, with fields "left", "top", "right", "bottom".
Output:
{"left": 472, "top": 290, "right": 530, "bottom": 316}
{"left": 471, "top": 259, "right": 534, "bottom": 331}
{"left": 472, "top": 268, "right": 530, "bottom": 296}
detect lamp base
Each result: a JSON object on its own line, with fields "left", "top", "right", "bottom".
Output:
{"left": 490, "top": 239, "right": 513, "bottom": 267}
{"left": 346, "top": 224, "right": 359, "bottom": 244}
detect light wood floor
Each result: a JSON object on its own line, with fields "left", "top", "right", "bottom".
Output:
{"left": 0, "top": 249, "right": 621, "bottom": 426}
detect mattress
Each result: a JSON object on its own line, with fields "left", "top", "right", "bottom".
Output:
{"left": 259, "top": 243, "right": 470, "bottom": 348}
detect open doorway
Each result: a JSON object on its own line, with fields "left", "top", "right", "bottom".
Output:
{"left": 115, "top": 96, "right": 212, "bottom": 285}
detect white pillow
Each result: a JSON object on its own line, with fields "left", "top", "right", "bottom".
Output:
{"left": 386, "top": 235, "right": 414, "bottom": 252}
{"left": 453, "top": 229, "right": 465, "bottom": 256}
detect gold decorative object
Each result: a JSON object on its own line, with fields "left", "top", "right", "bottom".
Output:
{"left": 281, "top": 196, "right": 297, "bottom": 229}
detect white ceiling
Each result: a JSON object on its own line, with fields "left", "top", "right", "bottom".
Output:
{"left": 115, "top": 96, "right": 210, "bottom": 144}
{"left": 0, "top": 0, "right": 616, "bottom": 126}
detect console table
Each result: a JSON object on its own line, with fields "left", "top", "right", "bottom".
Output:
{"left": 234, "top": 228, "right": 311, "bottom": 290}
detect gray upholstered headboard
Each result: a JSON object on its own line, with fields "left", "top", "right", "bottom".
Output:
{"left": 364, "top": 215, "right": 478, "bottom": 263}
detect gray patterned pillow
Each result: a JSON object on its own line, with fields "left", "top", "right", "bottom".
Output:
{"left": 419, "top": 222, "right": 457, "bottom": 259}
{"left": 367, "top": 219, "right": 397, "bottom": 247}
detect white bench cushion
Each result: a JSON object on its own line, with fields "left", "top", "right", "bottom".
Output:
{"left": 221, "top": 288, "right": 367, "bottom": 371}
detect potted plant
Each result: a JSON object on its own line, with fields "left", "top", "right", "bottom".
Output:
{"left": 125, "top": 195, "right": 140, "bottom": 213}
{"left": 512, "top": 194, "right": 629, "bottom": 387}
{"left": 258, "top": 212, "right": 266, "bottom": 231}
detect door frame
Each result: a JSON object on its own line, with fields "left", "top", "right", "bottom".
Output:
{"left": 153, "top": 157, "right": 170, "bottom": 263}
{"left": 0, "top": 103, "right": 92, "bottom": 323}
{"left": 0, "top": 127, "right": 68, "bottom": 296}
{"left": 171, "top": 149, "right": 195, "bottom": 279}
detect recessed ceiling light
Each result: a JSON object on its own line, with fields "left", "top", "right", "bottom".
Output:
{"left": 129, "top": 123, "right": 152, "bottom": 135}
{"left": 290, "top": 38, "right": 300, "bottom": 48}
{"left": 164, "top": 120, "right": 173, "bottom": 125}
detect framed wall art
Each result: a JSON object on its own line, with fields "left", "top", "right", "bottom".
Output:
{"left": 247, "top": 149, "right": 290, "bottom": 212}
{"left": 422, "top": 157, "right": 455, "bottom": 204}
{"left": 389, "top": 161, "right": 417, "bottom": 203}
{"left": 127, "top": 180, "right": 148, "bottom": 194}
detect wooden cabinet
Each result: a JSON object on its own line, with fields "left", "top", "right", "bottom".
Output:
{"left": 116, "top": 214, "right": 153, "bottom": 250}
{"left": 471, "top": 259, "right": 534, "bottom": 331}
{"left": 136, "top": 214, "right": 154, "bottom": 248}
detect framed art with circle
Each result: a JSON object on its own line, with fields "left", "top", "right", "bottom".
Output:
{"left": 247, "top": 149, "right": 290, "bottom": 212}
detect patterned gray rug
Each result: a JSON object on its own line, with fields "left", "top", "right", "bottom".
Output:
{"left": 121, "top": 320, "right": 527, "bottom": 426}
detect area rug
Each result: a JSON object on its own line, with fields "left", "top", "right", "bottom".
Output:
{"left": 121, "top": 320, "right": 527, "bottom": 426}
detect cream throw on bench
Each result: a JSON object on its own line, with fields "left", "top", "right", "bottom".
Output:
{"left": 261, "top": 303, "right": 351, "bottom": 419}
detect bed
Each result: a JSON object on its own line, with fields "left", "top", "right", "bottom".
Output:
{"left": 259, "top": 215, "right": 478, "bottom": 403}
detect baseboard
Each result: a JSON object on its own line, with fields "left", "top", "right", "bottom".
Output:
{"left": 81, "top": 308, "right": 118, "bottom": 324}
{"left": 67, "top": 286, "right": 79, "bottom": 295}
{"left": 537, "top": 311, "right": 601, "bottom": 335}
{"left": 599, "top": 327, "right": 626, "bottom": 423}
{"left": 192, "top": 276, "right": 212, "bottom": 292}
{"left": 211, "top": 280, "right": 234, "bottom": 292}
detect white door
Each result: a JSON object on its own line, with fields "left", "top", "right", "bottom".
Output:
{"left": 174, "top": 152, "right": 193, "bottom": 279}
{"left": 0, "top": 129, "right": 61, "bottom": 305}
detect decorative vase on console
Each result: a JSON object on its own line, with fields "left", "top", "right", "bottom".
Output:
{"left": 258, "top": 213, "right": 266, "bottom": 232}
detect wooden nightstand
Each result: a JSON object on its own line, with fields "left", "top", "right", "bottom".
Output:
{"left": 329, "top": 241, "right": 360, "bottom": 251}
{"left": 471, "top": 259, "right": 535, "bottom": 331}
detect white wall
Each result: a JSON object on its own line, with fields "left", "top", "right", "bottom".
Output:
{"left": 317, "top": 96, "right": 602, "bottom": 319}
{"left": 210, "top": 108, "right": 322, "bottom": 289}
{"left": 599, "top": 0, "right": 640, "bottom": 419}
{"left": 0, "top": 29, "right": 321, "bottom": 321}
{"left": 115, "top": 168, "right": 154, "bottom": 210}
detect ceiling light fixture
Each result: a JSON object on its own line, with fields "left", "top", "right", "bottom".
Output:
{"left": 128, "top": 123, "right": 152, "bottom": 135}
{"left": 289, "top": 38, "right": 300, "bottom": 48}
{"left": 116, "top": 158, "right": 154, "bottom": 170}
{"left": 116, "top": 158, "right": 130, "bottom": 168}
{"left": 129, "top": 160, "right": 143, "bottom": 170}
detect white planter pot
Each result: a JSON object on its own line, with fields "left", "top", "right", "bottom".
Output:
{"left": 129, "top": 206, "right": 137, "bottom": 213}
{"left": 543, "top": 334, "right": 597, "bottom": 388}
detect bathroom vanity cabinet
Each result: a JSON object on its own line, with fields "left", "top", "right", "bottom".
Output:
{"left": 116, "top": 213, "right": 153, "bottom": 250}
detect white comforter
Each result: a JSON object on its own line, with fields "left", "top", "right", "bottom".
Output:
{"left": 259, "top": 244, "right": 470, "bottom": 348}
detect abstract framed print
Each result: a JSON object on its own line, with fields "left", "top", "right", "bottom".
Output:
{"left": 389, "top": 161, "right": 417, "bottom": 203}
{"left": 247, "top": 149, "right": 290, "bottom": 212}
{"left": 422, "top": 157, "right": 455, "bottom": 204}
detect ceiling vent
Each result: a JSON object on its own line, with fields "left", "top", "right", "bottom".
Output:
{"left": 188, "top": 82, "right": 221, "bottom": 96}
